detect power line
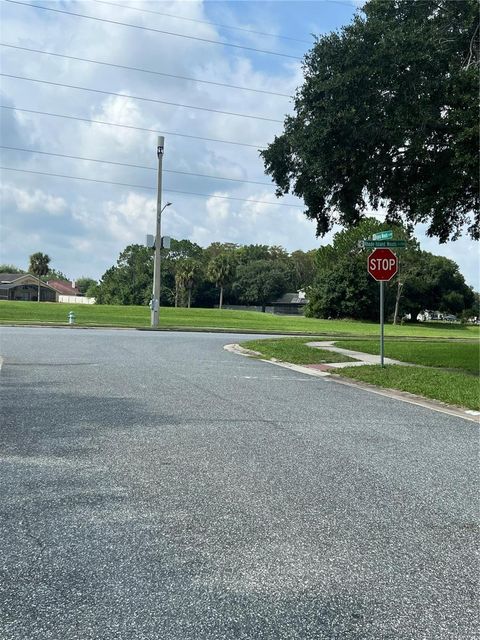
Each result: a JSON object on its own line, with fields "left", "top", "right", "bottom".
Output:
{"left": 0, "top": 166, "right": 303, "bottom": 208}
{"left": 92, "top": 0, "right": 313, "bottom": 45}
{"left": 0, "top": 43, "right": 293, "bottom": 98}
{"left": 0, "top": 145, "right": 273, "bottom": 186}
{"left": 4, "top": 0, "right": 303, "bottom": 60}
{"left": 0, "top": 105, "right": 266, "bottom": 149}
{"left": 1, "top": 73, "right": 283, "bottom": 123}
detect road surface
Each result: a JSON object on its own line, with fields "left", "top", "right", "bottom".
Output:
{"left": 0, "top": 327, "right": 478, "bottom": 639}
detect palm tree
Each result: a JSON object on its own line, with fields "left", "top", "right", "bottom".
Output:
{"left": 207, "top": 254, "right": 235, "bottom": 309}
{"left": 174, "top": 271, "right": 184, "bottom": 308}
{"left": 28, "top": 252, "right": 51, "bottom": 302}
{"left": 176, "top": 259, "right": 201, "bottom": 308}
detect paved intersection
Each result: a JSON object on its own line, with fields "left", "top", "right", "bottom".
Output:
{"left": 0, "top": 327, "right": 478, "bottom": 639}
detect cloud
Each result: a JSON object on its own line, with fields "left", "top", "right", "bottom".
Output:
{"left": 0, "top": 184, "right": 66, "bottom": 215}
{"left": 206, "top": 194, "right": 230, "bottom": 221}
{"left": 0, "top": 0, "right": 477, "bottom": 289}
{"left": 72, "top": 192, "right": 156, "bottom": 243}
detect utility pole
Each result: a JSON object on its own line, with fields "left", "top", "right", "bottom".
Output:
{"left": 151, "top": 135, "right": 164, "bottom": 328}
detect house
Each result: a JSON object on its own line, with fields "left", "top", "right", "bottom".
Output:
{"left": 270, "top": 290, "right": 309, "bottom": 315}
{"left": 47, "top": 279, "right": 81, "bottom": 296}
{"left": 46, "top": 279, "right": 96, "bottom": 304}
{"left": 0, "top": 273, "right": 58, "bottom": 302}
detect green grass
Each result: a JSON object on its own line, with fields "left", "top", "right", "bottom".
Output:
{"left": 336, "top": 365, "right": 480, "bottom": 411}
{"left": 1, "top": 301, "right": 479, "bottom": 339}
{"left": 241, "top": 338, "right": 355, "bottom": 364}
{"left": 335, "top": 340, "right": 480, "bottom": 374}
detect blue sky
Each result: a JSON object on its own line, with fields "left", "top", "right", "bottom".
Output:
{"left": 0, "top": 0, "right": 478, "bottom": 287}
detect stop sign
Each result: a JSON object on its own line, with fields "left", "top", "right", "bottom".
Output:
{"left": 367, "top": 248, "right": 398, "bottom": 281}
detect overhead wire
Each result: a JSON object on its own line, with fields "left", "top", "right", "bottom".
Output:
{"left": 0, "top": 44, "right": 293, "bottom": 98}
{"left": 3, "top": 0, "right": 303, "bottom": 60}
{"left": 0, "top": 166, "right": 303, "bottom": 208}
{"left": 0, "top": 105, "right": 266, "bottom": 149}
{"left": 0, "top": 0, "right": 306, "bottom": 229}
{"left": 92, "top": 0, "right": 313, "bottom": 45}
{"left": 0, "top": 145, "right": 273, "bottom": 186}
{"left": 0, "top": 73, "right": 284, "bottom": 123}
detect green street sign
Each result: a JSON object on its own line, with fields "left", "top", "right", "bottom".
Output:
{"left": 372, "top": 230, "right": 393, "bottom": 240}
{"left": 362, "top": 240, "right": 407, "bottom": 248}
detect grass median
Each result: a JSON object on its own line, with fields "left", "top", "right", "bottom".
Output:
{"left": 336, "top": 365, "right": 479, "bottom": 411}
{"left": 335, "top": 339, "right": 480, "bottom": 374}
{"left": 240, "top": 336, "right": 480, "bottom": 411}
{"left": 242, "top": 338, "right": 355, "bottom": 364}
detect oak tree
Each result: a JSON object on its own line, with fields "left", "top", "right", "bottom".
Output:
{"left": 261, "top": 0, "right": 479, "bottom": 242}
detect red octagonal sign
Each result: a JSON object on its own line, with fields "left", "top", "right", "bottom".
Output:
{"left": 368, "top": 248, "right": 398, "bottom": 281}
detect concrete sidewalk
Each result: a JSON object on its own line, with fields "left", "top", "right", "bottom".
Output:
{"left": 305, "top": 341, "right": 407, "bottom": 369}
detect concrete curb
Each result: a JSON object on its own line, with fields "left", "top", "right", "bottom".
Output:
{"left": 224, "top": 343, "right": 480, "bottom": 424}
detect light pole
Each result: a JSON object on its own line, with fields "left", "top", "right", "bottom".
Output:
{"left": 151, "top": 135, "right": 171, "bottom": 327}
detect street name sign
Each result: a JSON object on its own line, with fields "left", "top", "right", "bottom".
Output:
{"left": 372, "top": 230, "right": 393, "bottom": 240}
{"left": 368, "top": 248, "right": 398, "bottom": 282}
{"left": 363, "top": 240, "right": 406, "bottom": 248}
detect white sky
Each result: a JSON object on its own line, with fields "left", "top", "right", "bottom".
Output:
{"left": 0, "top": 0, "right": 478, "bottom": 287}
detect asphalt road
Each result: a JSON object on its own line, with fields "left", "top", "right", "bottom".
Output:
{"left": 0, "top": 327, "right": 478, "bottom": 640}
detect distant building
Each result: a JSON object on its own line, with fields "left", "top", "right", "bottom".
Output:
{"left": 0, "top": 273, "right": 58, "bottom": 302}
{"left": 269, "top": 291, "right": 309, "bottom": 315}
{"left": 221, "top": 291, "right": 309, "bottom": 315}
{"left": 47, "top": 279, "right": 81, "bottom": 297}
{"left": 46, "top": 279, "right": 96, "bottom": 304}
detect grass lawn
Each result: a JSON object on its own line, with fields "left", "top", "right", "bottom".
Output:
{"left": 335, "top": 340, "right": 480, "bottom": 374}
{"left": 242, "top": 338, "right": 355, "bottom": 364}
{"left": 1, "top": 301, "right": 479, "bottom": 339}
{"left": 336, "top": 365, "right": 480, "bottom": 411}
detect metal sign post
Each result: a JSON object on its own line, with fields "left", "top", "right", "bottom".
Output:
{"left": 367, "top": 248, "right": 398, "bottom": 368}
{"left": 380, "top": 281, "right": 384, "bottom": 366}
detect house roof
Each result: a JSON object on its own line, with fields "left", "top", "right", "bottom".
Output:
{"left": 47, "top": 280, "right": 81, "bottom": 295}
{"left": 0, "top": 273, "right": 58, "bottom": 292}
{"left": 0, "top": 273, "right": 26, "bottom": 283}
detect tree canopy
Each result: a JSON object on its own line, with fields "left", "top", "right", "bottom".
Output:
{"left": 0, "top": 264, "right": 25, "bottom": 274}
{"left": 76, "top": 277, "right": 98, "bottom": 296}
{"left": 28, "top": 252, "right": 51, "bottom": 303}
{"left": 305, "top": 219, "right": 474, "bottom": 321}
{"left": 233, "top": 260, "right": 292, "bottom": 311}
{"left": 28, "top": 252, "right": 51, "bottom": 278}
{"left": 261, "top": 0, "right": 479, "bottom": 242}
{"left": 95, "top": 245, "right": 153, "bottom": 305}
{"left": 207, "top": 253, "right": 236, "bottom": 309}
